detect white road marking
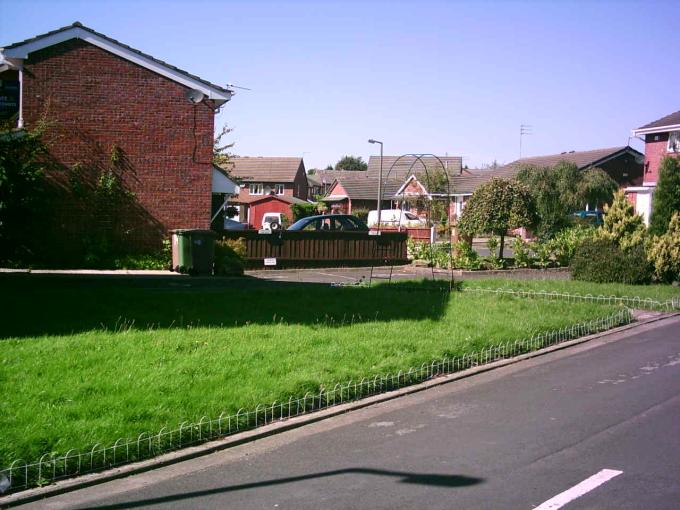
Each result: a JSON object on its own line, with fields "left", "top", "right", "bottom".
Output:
{"left": 534, "top": 469, "right": 623, "bottom": 509}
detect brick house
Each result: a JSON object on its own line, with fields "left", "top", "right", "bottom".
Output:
{"left": 489, "top": 146, "right": 644, "bottom": 190}
{"left": 0, "top": 22, "right": 232, "bottom": 257}
{"left": 627, "top": 111, "right": 680, "bottom": 225}
{"left": 225, "top": 157, "right": 309, "bottom": 223}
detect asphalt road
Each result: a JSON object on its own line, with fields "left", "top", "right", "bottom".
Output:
{"left": 18, "top": 316, "right": 680, "bottom": 510}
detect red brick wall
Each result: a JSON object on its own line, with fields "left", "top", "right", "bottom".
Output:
{"left": 20, "top": 39, "right": 215, "bottom": 251}
{"left": 293, "top": 164, "right": 309, "bottom": 200}
{"left": 643, "top": 133, "right": 670, "bottom": 185}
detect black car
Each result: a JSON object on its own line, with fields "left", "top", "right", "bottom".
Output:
{"left": 287, "top": 214, "right": 369, "bottom": 232}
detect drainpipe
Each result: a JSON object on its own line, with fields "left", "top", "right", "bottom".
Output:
{"left": 17, "top": 64, "right": 24, "bottom": 129}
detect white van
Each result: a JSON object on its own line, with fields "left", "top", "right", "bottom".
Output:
{"left": 262, "top": 212, "right": 284, "bottom": 230}
{"left": 367, "top": 209, "right": 426, "bottom": 227}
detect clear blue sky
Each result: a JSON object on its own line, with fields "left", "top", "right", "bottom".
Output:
{"left": 2, "top": 0, "right": 679, "bottom": 170}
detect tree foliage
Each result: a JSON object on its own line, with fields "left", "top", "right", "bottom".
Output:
{"left": 458, "top": 177, "right": 537, "bottom": 257}
{"left": 596, "top": 190, "right": 646, "bottom": 251}
{"left": 0, "top": 119, "right": 50, "bottom": 263}
{"left": 213, "top": 124, "right": 235, "bottom": 172}
{"left": 335, "top": 155, "right": 367, "bottom": 172}
{"left": 649, "top": 156, "right": 680, "bottom": 236}
{"left": 516, "top": 162, "right": 617, "bottom": 237}
{"left": 647, "top": 212, "right": 680, "bottom": 283}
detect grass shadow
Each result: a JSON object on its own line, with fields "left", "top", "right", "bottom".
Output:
{"left": 0, "top": 273, "right": 453, "bottom": 339}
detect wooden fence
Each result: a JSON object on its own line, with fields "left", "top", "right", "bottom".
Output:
{"left": 218, "top": 230, "right": 408, "bottom": 268}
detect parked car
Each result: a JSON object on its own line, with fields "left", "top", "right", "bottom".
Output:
{"left": 573, "top": 210, "right": 604, "bottom": 226}
{"left": 262, "top": 212, "right": 285, "bottom": 230}
{"left": 287, "top": 214, "right": 369, "bottom": 232}
{"left": 223, "top": 218, "right": 248, "bottom": 230}
{"left": 367, "top": 209, "right": 426, "bottom": 227}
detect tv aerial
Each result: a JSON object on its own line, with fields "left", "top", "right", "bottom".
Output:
{"left": 226, "top": 83, "right": 252, "bottom": 91}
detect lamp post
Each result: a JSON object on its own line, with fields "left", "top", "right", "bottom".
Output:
{"left": 368, "top": 139, "right": 383, "bottom": 227}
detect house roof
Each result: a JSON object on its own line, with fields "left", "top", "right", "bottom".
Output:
{"left": 488, "top": 146, "right": 641, "bottom": 180}
{"left": 633, "top": 110, "right": 680, "bottom": 135}
{"left": 0, "top": 21, "right": 233, "bottom": 105}
{"left": 306, "top": 174, "right": 322, "bottom": 186}
{"left": 312, "top": 169, "right": 365, "bottom": 185}
{"left": 367, "top": 155, "right": 463, "bottom": 181}
{"left": 326, "top": 174, "right": 403, "bottom": 201}
{"left": 227, "top": 157, "right": 305, "bottom": 183}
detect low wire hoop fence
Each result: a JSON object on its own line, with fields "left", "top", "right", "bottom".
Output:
{"left": 0, "top": 307, "right": 635, "bottom": 495}
{"left": 462, "top": 287, "right": 680, "bottom": 312}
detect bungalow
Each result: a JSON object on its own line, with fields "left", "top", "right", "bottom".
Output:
{"left": 0, "top": 22, "right": 233, "bottom": 256}
{"left": 487, "top": 146, "right": 644, "bottom": 189}
{"left": 628, "top": 110, "right": 680, "bottom": 225}
{"left": 226, "top": 156, "right": 309, "bottom": 222}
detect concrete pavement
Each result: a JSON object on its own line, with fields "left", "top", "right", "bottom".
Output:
{"left": 17, "top": 315, "right": 680, "bottom": 509}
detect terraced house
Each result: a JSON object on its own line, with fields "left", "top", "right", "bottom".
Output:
{"left": 0, "top": 22, "right": 233, "bottom": 258}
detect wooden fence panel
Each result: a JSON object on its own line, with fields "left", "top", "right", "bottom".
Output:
{"left": 217, "top": 230, "right": 408, "bottom": 267}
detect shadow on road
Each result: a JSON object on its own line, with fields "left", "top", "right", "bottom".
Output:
{"left": 77, "top": 467, "right": 484, "bottom": 509}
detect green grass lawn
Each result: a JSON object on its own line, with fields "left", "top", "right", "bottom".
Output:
{"left": 0, "top": 275, "right": 623, "bottom": 468}
{"left": 462, "top": 278, "right": 680, "bottom": 302}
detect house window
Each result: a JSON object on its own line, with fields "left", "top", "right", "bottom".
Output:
{"left": 668, "top": 131, "right": 680, "bottom": 153}
{"left": 249, "top": 183, "right": 263, "bottom": 195}
{"left": 275, "top": 184, "right": 285, "bottom": 195}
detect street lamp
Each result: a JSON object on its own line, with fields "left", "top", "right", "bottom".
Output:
{"left": 368, "top": 139, "right": 383, "bottom": 227}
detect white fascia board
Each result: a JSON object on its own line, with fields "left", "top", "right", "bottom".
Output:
{"left": 624, "top": 186, "right": 654, "bottom": 193}
{"left": 2, "top": 27, "right": 232, "bottom": 105}
{"left": 631, "top": 124, "right": 680, "bottom": 137}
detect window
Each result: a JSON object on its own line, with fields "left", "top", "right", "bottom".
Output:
{"left": 249, "top": 183, "right": 263, "bottom": 195}
{"left": 668, "top": 131, "right": 680, "bottom": 153}
{"left": 275, "top": 184, "right": 285, "bottom": 195}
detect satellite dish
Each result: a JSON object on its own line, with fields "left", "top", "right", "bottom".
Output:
{"left": 185, "top": 89, "right": 205, "bottom": 104}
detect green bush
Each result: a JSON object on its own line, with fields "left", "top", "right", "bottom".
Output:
{"left": 214, "top": 238, "right": 246, "bottom": 276}
{"left": 353, "top": 208, "right": 369, "bottom": 223}
{"left": 572, "top": 237, "right": 652, "bottom": 284}
{"left": 548, "top": 225, "right": 595, "bottom": 267}
{"left": 529, "top": 239, "right": 553, "bottom": 269}
{"left": 512, "top": 237, "right": 533, "bottom": 268}
{"left": 290, "top": 202, "right": 318, "bottom": 222}
{"left": 452, "top": 241, "right": 481, "bottom": 270}
{"left": 646, "top": 212, "right": 680, "bottom": 283}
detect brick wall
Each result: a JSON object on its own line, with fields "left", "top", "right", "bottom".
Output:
{"left": 643, "top": 133, "right": 670, "bottom": 185}
{"left": 20, "top": 39, "right": 215, "bottom": 252}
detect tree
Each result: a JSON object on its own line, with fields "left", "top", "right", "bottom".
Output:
{"left": 458, "top": 177, "right": 537, "bottom": 258}
{"left": 647, "top": 212, "right": 680, "bottom": 283}
{"left": 335, "top": 155, "right": 367, "bottom": 172}
{"left": 213, "top": 124, "right": 235, "bottom": 172}
{"left": 649, "top": 156, "right": 680, "bottom": 236}
{"left": 597, "top": 190, "right": 646, "bottom": 251}
{"left": 576, "top": 168, "right": 619, "bottom": 210}
{"left": 517, "top": 162, "right": 617, "bottom": 237}
{"left": 0, "top": 118, "right": 50, "bottom": 263}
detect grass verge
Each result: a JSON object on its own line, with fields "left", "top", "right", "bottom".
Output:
{"left": 462, "top": 278, "right": 680, "bottom": 302}
{"left": 1, "top": 277, "right": 620, "bottom": 468}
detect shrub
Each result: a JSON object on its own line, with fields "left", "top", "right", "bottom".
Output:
{"left": 649, "top": 156, "right": 680, "bottom": 236}
{"left": 353, "top": 208, "right": 369, "bottom": 223}
{"left": 548, "top": 225, "right": 595, "bottom": 267}
{"left": 452, "top": 241, "right": 481, "bottom": 270}
{"left": 597, "top": 190, "right": 646, "bottom": 251}
{"left": 214, "top": 238, "right": 246, "bottom": 276}
{"left": 512, "top": 237, "right": 533, "bottom": 268}
{"left": 646, "top": 212, "right": 680, "bottom": 283}
{"left": 291, "top": 202, "right": 318, "bottom": 222}
{"left": 529, "top": 239, "right": 553, "bottom": 269}
{"left": 571, "top": 237, "right": 652, "bottom": 284}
